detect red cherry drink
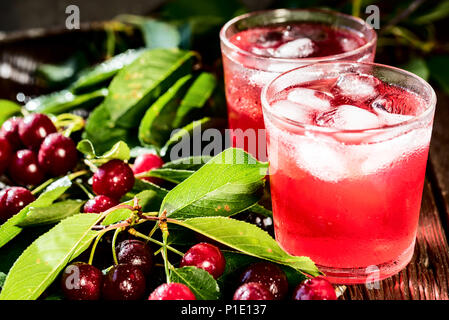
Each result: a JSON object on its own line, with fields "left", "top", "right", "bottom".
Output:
{"left": 261, "top": 62, "right": 436, "bottom": 284}
{"left": 220, "top": 9, "right": 377, "bottom": 160}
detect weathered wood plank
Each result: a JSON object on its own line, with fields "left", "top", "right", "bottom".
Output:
{"left": 343, "top": 181, "right": 449, "bottom": 300}
{"left": 428, "top": 91, "right": 449, "bottom": 231}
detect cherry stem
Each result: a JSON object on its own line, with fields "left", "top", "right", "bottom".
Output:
{"left": 75, "top": 181, "right": 94, "bottom": 199}
{"left": 88, "top": 230, "right": 107, "bottom": 265}
{"left": 111, "top": 227, "right": 121, "bottom": 265}
{"left": 31, "top": 170, "right": 88, "bottom": 195}
{"left": 162, "top": 230, "right": 171, "bottom": 284}
{"left": 128, "top": 228, "right": 184, "bottom": 257}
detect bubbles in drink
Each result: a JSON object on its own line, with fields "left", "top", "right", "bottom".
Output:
{"left": 316, "top": 105, "right": 380, "bottom": 130}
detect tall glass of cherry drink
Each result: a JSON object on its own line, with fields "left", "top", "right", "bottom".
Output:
{"left": 261, "top": 62, "right": 436, "bottom": 284}
{"left": 220, "top": 9, "right": 377, "bottom": 161}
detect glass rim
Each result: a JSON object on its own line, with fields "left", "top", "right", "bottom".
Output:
{"left": 261, "top": 61, "right": 437, "bottom": 134}
{"left": 219, "top": 8, "right": 378, "bottom": 64}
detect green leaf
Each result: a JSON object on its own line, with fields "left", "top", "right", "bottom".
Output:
{"left": 160, "top": 117, "right": 223, "bottom": 157}
{"left": 82, "top": 104, "right": 131, "bottom": 154}
{"left": 25, "top": 88, "right": 107, "bottom": 115}
{"left": 174, "top": 217, "right": 320, "bottom": 276}
{"left": 101, "top": 209, "right": 132, "bottom": 226}
{"left": 16, "top": 200, "right": 84, "bottom": 228}
{"left": 0, "top": 213, "right": 101, "bottom": 300}
{"left": 401, "top": 57, "right": 429, "bottom": 81}
{"left": 140, "top": 19, "right": 181, "bottom": 49}
{"left": 126, "top": 180, "right": 168, "bottom": 212}
{"left": 173, "top": 72, "right": 217, "bottom": 127}
{"left": 35, "top": 52, "right": 88, "bottom": 88}
{"left": 138, "top": 168, "right": 194, "bottom": 184}
{"left": 248, "top": 203, "right": 273, "bottom": 218}
{"left": 138, "top": 75, "right": 193, "bottom": 146}
{"left": 170, "top": 266, "right": 220, "bottom": 300}
{"left": 105, "top": 49, "right": 195, "bottom": 127}
{"left": 415, "top": 0, "right": 449, "bottom": 25}
{"left": 71, "top": 49, "right": 146, "bottom": 93}
{"left": 77, "top": 140, "right": 130, "bottom": 163}
{"left": 0, "top": 177, "right": 72, "bottom": 249}
{"left": 0, "top": 272, "right": 6, "bottom": 288}
{"left": 162, "top": 155, "right": 212, "bottom": 171}
{"left": 101, "top": 190, "right": 161, "bottom": 225}
{"left": 129, "top": 146, "right": 160, "bottom": 159}
{"left": 161, "top": 148, "right": 268, "bottom": 219}
{"left": 428, "top": 55, "right": 449, "bottom": 94}
{"left": 0, "top": 100, "right": 21, "bottom": 126}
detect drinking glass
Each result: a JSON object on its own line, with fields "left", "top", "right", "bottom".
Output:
{"left": 261, "top": 61, "right": 436, "bottom": 284}
{"left": 220, "top": 8, "right": 377, "bottom": 161}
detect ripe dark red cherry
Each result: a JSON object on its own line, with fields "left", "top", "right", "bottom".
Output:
{"left": 60, "top": 262, "right": 103, "bottom": 300}
{"left": 292, "top": 276, "right": 337, "bottom": 300}
{"left": 233, "top": 282, "right": 274, "bottom": 300}
{"left": 0, "top": 187, "right": 35, "bottom": 221}
{"left": 18, "top": 113, "right": 57, "bottom": 150}
{"left": 116, "top": 240, "right": 154, "bottom": 275}
{"left": 102, "top": 264, "right": 146, "bottom": 300}
{"left": 0, "top": 136, "right": 12, "bottom": 174}
{"left": 148, "top": 283, "right": 196, "bottom": 300}
{"left": 92, "top": 160, "right": 135, "bottom": 200}
{"left": 38, "top": 133, "right": 78, "bottom": 176}
{"left": 132, "top": 153, "right": 164, "bottom": 183}
{"left": 8, "top": 149, "right": 44, "bottom": 186}
{"left": 240, "top": 262, "right": 288, "bottom": 300}
{"left": 1, "top": 117, "right": 23, "bottom": 149}
{"left": 83, "top": 195, "right": 119, "bottom": 213}
{"left": 180, "top": 242, "right": 226, "bottom": 279}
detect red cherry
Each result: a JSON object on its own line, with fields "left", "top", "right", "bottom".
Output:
{"left": 0, "top": 136, "right": 12, "bottom": 174}
{"left": 61, "top": 262, "right": 103, "bottom": 300}
{"left": 92, "top": 160, "right": 135, "bottom": 200}
{"left": 233, "top": 282, "right": 274, "bottom": 300}
{"left": 83, "top": 195, "right": 118, "bottom": 213}
{"left": 8, "top": 149, "right": 44, "bottom": 186}
{"left": 102, "top": 264, "right": 146, "bottom": 300}
{"left": 180, "top": 242, "right": 226, "bottom": 279}
{"left": 292, "top": 276, "right": 337, "bottom": 300}
{"left": 239, "top": 262, "right": 288, "bottom": 300}
{"left": 38, "top": 133, "right": 78, "bottom": 176}
{"left": 19, "top": 113, "right": 56, "bottom": 150}
{"left": 1, "top": 117, "right": 23, "bottom": 149}
{"left": 132, "top": 153, "right": 164, "bottom": 183}
{"left": 0, "top": 187, "right": 35, "bottom": 221}
{"left": 116, "top": 240, "right": 154, "bottom": 275}
{"left": 148, "top": 283, "right": 196, "bottom": 300}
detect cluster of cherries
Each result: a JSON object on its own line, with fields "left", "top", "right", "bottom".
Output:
{"left": 83, "top": 153, "right": 164, "bottom": 214}
{"left": 61, "top": 240, "right": 337, "bottom": 300}
{"left": 0, "top": 113, "right": 78, "bottom": 221}
{"left": 1, "top": 114, "right": 336, "bottom": 301}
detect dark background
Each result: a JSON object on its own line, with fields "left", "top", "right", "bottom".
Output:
{"left": 0, "top": 0, "right": 271, "bottom": 32}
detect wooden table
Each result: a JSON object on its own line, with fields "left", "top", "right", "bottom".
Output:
{"left": 342, "top": 90, "right": 449, "bottom": 300}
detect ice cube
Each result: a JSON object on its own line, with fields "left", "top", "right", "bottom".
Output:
{"left": 287, "top": 88, "right": 332, "bottom": 112}
{"left": 371, "top": 96, "right": 414, "bottom": 125}
{"left": 339, "top": 38, "right": 361, "bottom": 52}
{"left": 316, "top": 105, "right": 381, "bottom": 130}
{"left": 294, "top": 138, "right": 348, "bottom": 182}
{"left": 332, "top": 74, "right": 379, "bottom": 101}
{"left": 270, "top": 100, "right": 311, "bottom": 124}
{"left": 274, "top": 38, "right": 316, "bottom": 58}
